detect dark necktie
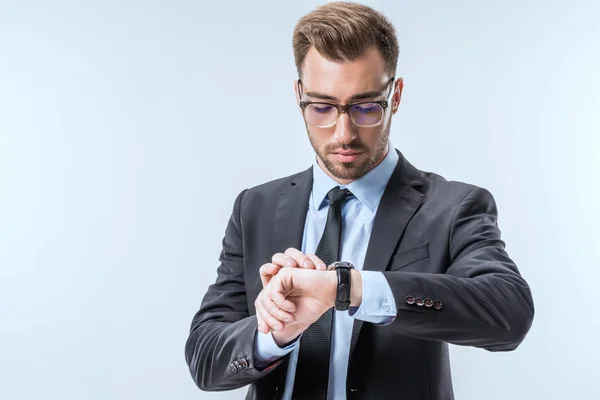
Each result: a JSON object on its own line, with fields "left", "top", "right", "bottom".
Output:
{"left": 292, "top": 186, "right": 352, "bottom": 399}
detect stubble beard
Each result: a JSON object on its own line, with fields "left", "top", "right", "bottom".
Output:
{"left": 308, "top": 126, "right": 390, "bottom": 182}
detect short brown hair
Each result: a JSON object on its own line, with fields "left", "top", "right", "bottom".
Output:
{"left": 292, "top": 1, "right": 399, "bottom": 78}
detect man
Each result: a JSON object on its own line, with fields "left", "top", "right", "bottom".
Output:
{"left": 185, "top": 2, "right": 534, "bottom": 399}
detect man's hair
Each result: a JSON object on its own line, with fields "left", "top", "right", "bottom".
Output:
{"left": 292, "top": 1, "right": 399, "bottom": 79}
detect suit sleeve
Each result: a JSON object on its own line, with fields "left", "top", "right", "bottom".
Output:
{"left": 381, "top": 187, "right": 535, "bottom": 351}
{"left": 184, "top": 190, "right": 282, "bottom": 391}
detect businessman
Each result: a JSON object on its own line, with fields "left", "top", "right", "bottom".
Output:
{"left": 185, "top": 2, "right": 534, "bottom": 399}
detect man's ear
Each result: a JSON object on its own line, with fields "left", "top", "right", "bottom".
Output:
{"left": 392, "top": 77, "right": 404, "bottom": 114}
{"left": 294, "top": 79, "right": 301, "bottom": 107}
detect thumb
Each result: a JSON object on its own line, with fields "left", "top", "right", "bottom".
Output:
{"left": 260, "top": 263, "right": 283, "bottom": 287}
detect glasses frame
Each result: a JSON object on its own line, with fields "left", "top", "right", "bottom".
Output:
{"left": 298, "top": 77, "right": 395, "bottom": 128}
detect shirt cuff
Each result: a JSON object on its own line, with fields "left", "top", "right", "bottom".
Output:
{"left": 253, "top": 330, "right": 300, "bottom": 370}
{"left": 348, "top": 270, "right": 397, "bottom": 325}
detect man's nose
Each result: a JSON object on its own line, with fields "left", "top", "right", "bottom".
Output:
{"left": 333, "top": 112, "right": 356, "bottom": 144}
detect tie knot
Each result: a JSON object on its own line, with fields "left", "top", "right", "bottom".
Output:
{"left": 327, "top": 187, "right": 351, "bottom": 207}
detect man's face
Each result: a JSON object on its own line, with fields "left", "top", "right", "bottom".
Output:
{"left": 295, "top": 46, "right": 403, "bottom": 184}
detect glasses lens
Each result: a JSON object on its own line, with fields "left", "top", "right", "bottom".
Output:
{"left": 350, "top": 103, "right": 384, "bottom": 127}
{"left": 304, "top": 103, "right": 338, "bottom": 127}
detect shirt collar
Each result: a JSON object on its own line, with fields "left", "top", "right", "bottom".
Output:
{"left": 311, "top": 141, "right": 399, "bottom": 213}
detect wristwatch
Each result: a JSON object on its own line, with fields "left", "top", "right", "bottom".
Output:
{"left": 327, "top": 261, "right": 355, "bottom": 311}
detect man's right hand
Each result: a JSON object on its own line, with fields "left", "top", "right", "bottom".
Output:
{"left": 254, "top": 285, "right": 300, "bottom": 345}
{"left": 254, "top": 248, "right": 327, "bottom": 345}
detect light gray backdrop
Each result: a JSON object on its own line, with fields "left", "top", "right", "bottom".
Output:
{"left": 1, "top": 0, "right": 599, "bottom": 399}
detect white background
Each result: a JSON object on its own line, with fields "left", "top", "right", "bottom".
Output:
{"left": 1, "top": 0, "right": 599, "bottom": 399}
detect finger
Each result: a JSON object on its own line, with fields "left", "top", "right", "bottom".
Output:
{"left": 267, "top": 273, "right": 295, "bottom": 312}
{"left": 256, "top": 309, "right": 273, "bottom": 335}
{"left": 255, "top": 304, "right": 271, "bottom": 333}
{"left": 259, "top": 263, "right": 283, "bottom": 287}
{"left": 272, "top": 252, "right": 298, "bottom": 268}
{"left": 264, "top": 296, "right": 295, "bottom": 323}
{"left": 265, "top": 274, "right": 294, "bottom": 311}
{"left": 257, "top": 295, "right": 285, "bottom": 332}
{"left": 272, "top": 291, "right": 296, "bottom": 313}
{"left": 255, "top": 295, "right": 276, "bottom": 333}
{"left": 265, "top": 282, "right": 296, "bottom": 313}
{"left": 284, "top": 247, "right": 315, "bottom": 269}
{"left": 256, "top": 300, "right": 283, "bottom": 333}
{"left": 255, "top": 310, "right": 270, "bottom": 334}
{"left": 306, "top": 254, "right": 327, "bottom": 270}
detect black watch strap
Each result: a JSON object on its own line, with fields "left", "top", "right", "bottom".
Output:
{"left": 331, "top": 262, "right": 354, "bottom": 311}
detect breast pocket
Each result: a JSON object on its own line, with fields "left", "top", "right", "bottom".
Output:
{"left": 388, "top": 243, "right": 430, "bottom": 271}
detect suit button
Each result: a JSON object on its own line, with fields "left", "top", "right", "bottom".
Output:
{"left": 433, "top": 300, "right": 443, "bottom": 310}
{"left": 424, "top": 298, "right": 433, "bottom": 307}
{"left": 405, "top": 296, "right": 415, "bottom": 305}
{"left": 229, "top": 364, "right": 237, "bottom": 372}
{"left": 415, "top": 298, "right": 424, "bottom": 306}
{"left": 239, "top": 358, "right": 248, "bottom": 368}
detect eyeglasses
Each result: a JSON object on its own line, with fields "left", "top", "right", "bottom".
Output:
{"left": 298, "top": 77, "right": 395, "bottom": 128}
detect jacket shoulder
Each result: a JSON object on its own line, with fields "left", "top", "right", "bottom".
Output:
{"left": 236, "top": 168, "right": 311, "bottom": 212}
{"left": 420, "top": 169, "right": 494, "bottom": 206}
{"left": 246, "top": 169, "right": 309, "bottom": 194}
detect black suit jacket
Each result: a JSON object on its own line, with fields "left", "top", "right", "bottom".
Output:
{"left": 185, "top": 150, "right": 534, "bottom": 400}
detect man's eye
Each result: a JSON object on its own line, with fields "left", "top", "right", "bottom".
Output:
{"left": 311, "top": 105, "right": 335, "bottom": 113}
{"left": 353, "top": 103, "right": 378, "bottom": 113}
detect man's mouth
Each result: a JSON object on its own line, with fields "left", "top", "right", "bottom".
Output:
{"left": 331, "top": 151, "right": 362, "bottom": 162}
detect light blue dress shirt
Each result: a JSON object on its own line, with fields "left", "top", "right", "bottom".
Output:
{"left": 254, "top": 142, "right": 399, "bottom": 399}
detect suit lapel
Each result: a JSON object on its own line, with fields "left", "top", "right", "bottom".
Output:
{"left": 271, "top": 167, "right": 313, "bottom": 255}
{"left": 349, "top": 151, "right": 424, "bottom": 359}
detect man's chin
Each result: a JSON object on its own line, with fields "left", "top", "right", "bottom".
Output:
{"left": 318, "top": 153, "right": 370, "bottom": 181}
{"left": 328, "top": 163, "right": 366, "bottom": 181}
